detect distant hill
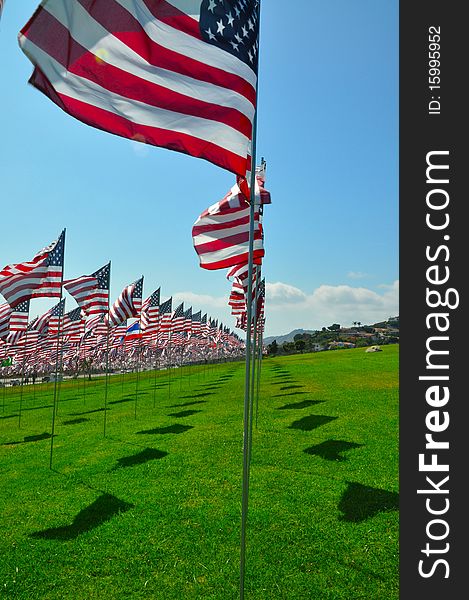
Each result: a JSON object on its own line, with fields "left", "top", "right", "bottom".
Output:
{"left": 263, "top": 329, "right": 316, "bottom": 345}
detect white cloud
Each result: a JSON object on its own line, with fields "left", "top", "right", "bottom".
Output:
{"left": 265, "top": 282, "right": 306, "bottom": 302}
{"left": 263, "top": 280, "right": 399, "bottom": 335}
{"left": 347, "top": 271, "right": 369, "bottom": 280}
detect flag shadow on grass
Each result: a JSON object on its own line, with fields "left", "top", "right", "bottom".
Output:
{"left": 108, "top": 398, "right": 133, "bottom": 405}
{"left": 21, "top": 404, "right": 53, "bottom": 412}
{"left": 3, "top": 432, "right": 54, "bottom": 446}
{"left": 30, "top": 494, "right": 133, "bottom": 541}
{"left": 69, "top": 407, "right": 109, "bottom": 416}
{"left": 168, "top": 400, "right": 207, "bottom": 408}
{"left": 277, "top": 400, "right": 325, "bottom": 410}
{"left": 338, "top": 482, "right": 399, "bottom": 522}
{"left": 180, "top": 392, "right": 214, "bottom": 399}
{"left": 273, "top": 391, "right": 307, "bottom": 398}
{"left": 111, "top": 448, "right": 168, "bottom": 470}
{"left": 167, "top": 410, "right": 202, "bottom": 418}
{"left": 62, "top": 418, "right": 90, "bottom": 426}
{"left": 280, "top": 384, "right": 304, "bottom": 391}
{"left": 288, "top": 415, "right": 338, "bottom": 431}
{"left": 136, "top": 424, "right": 194, "bottom": 435}
{"left": 0, "top": 414, "right": 18, "bottom": 420}
{"left": 304, "top": 440, "right": 363, "bottom": 461}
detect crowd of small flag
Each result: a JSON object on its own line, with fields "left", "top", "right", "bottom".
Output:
{"left": 0, "top": 229, "right": 250, "bottom": 375}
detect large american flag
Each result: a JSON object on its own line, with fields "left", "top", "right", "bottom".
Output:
{"left": 0, "top": 230, "right": 65, "bottom": 308}
{"left": 107, "top": 276, "right": 144, "bottom": 326}
{"left": 192, "top": 177, "right": 265, "bottom": 270}
{"left": 64, "top": 262, "right": 110, "bottom": 316}
{"left": 19, "top": 0, "right": 260, "bottom": 178}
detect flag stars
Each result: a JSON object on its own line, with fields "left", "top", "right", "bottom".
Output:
{"left": 230, "top": 41, "right": 240, "bottom": 51}
{"left": 216, "top": 19, "right": 225, "bottom": 35}
{"left": 242, "top": 25, "right": 248, "bottom": 37}
{"left": 208, "top": 0, "right": 217, "bottom": 13}
{"left": 226, "top": 11, "right": 234, "bottom": 26}
{"left": 205, "top": 27, "right": 216, "bottom": 40}
{"left": 234, "top": 32, "right": 243, "bottom": 43}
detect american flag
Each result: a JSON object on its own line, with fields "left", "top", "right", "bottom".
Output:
{"left": 0, "top": 303, "right": 12, "bottom": 340}
{"left": 107, "top": 276, "right": 144, "bottom": 326}
{"left": 192, "top": 176, "right": 266, "bottom": 270}
{"left": 48, "top": 298, "right": 66, "bottom": 335}
{"left": 30, "top": 304, "right": 56, "bottom": 335}
{"left": 19, "top": 0, "right": 260, "bottom": 178}
{"left": 227, "top": 261, "right": 258, "bottom": 303}
{"left": 140, "top": 287, "right": 160, "bottom": 333}
{"left": 64, "top": 262, "right": 110, "bottom": 316}
{"left": 0, "top": 230, "right": 65, "bottom": 308}
{"left": 229, "top": 284, "right": 245, "bottom": 316}
{"left": 85, "top": 313, "right": 108, "bottom": 335}
{"left": 62, "top": 306, "right": 85, "bottom": 339}
{"left": 183, "top": 306, "right": 193, "bottom": 333}
{"left": 171, "top": 302, "right": 185, "bottom": 333}
{"left": 0, "top": 1, "right": 4, "bottom": 19}
{"left": 5, "top": 300, "right": 30, "bottom": 344}
{"left": 8, "top": 299, "right": 30, "bottom": 332}
{"left": 201, "top": 313, "right": 208, "bottom": 338}
{"left": 191, "top": 310, "right": 201, "bottom": 336}
{"left": 157, "top": 297, "right": 172, "bottom": 342}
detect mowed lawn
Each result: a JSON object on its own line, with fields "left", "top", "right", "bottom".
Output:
{"left": 0, "top": 346, "right": 398, "bottom": 599}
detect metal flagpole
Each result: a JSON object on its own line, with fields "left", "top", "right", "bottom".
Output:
{"left": 153, "top": 327, "right": 160, "bottom": 408}
{"left": 239, "top": 12, "right": 262, "bottom": 588}
{"left": 103, "top": 322, "right": 111, "bottom": 435}
{"left": 255, "top": 328, "right": 263, "bottom": 429}
{"left": 50, "top": 229, "right": 66, "bottom": 470}
{"left": 103, "top": 262, "right": 112, "bottom": 436}
{"left": 18, "top": 321, "right": 30, "bottom": 428}
{"left": 134, "top": 337, "right": 142, "bottom": 419}
{"left": 248, "top": 266, "right": 261, "bottom": 460}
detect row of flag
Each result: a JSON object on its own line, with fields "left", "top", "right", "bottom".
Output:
{"left": 0, "top": 229, "right": 243, "bottom": 375}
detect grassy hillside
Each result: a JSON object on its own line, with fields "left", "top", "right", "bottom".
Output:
{"left": 0, "top": 346, "right": 399, "bottom": 599}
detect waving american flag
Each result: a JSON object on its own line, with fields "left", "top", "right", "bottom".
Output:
{"left": 0, "top": 231, "right": 65, "bottom": 308}
{"left": 19, "top": 0, "right": 260, "bottom": 178}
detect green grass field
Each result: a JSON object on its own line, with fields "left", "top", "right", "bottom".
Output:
{"left": 0, "top": 346, "right": 398, "bottom": 599}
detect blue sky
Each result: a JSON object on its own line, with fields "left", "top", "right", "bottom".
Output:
{"left": 0, "top": 1, "right": 398, "bottom": 337}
